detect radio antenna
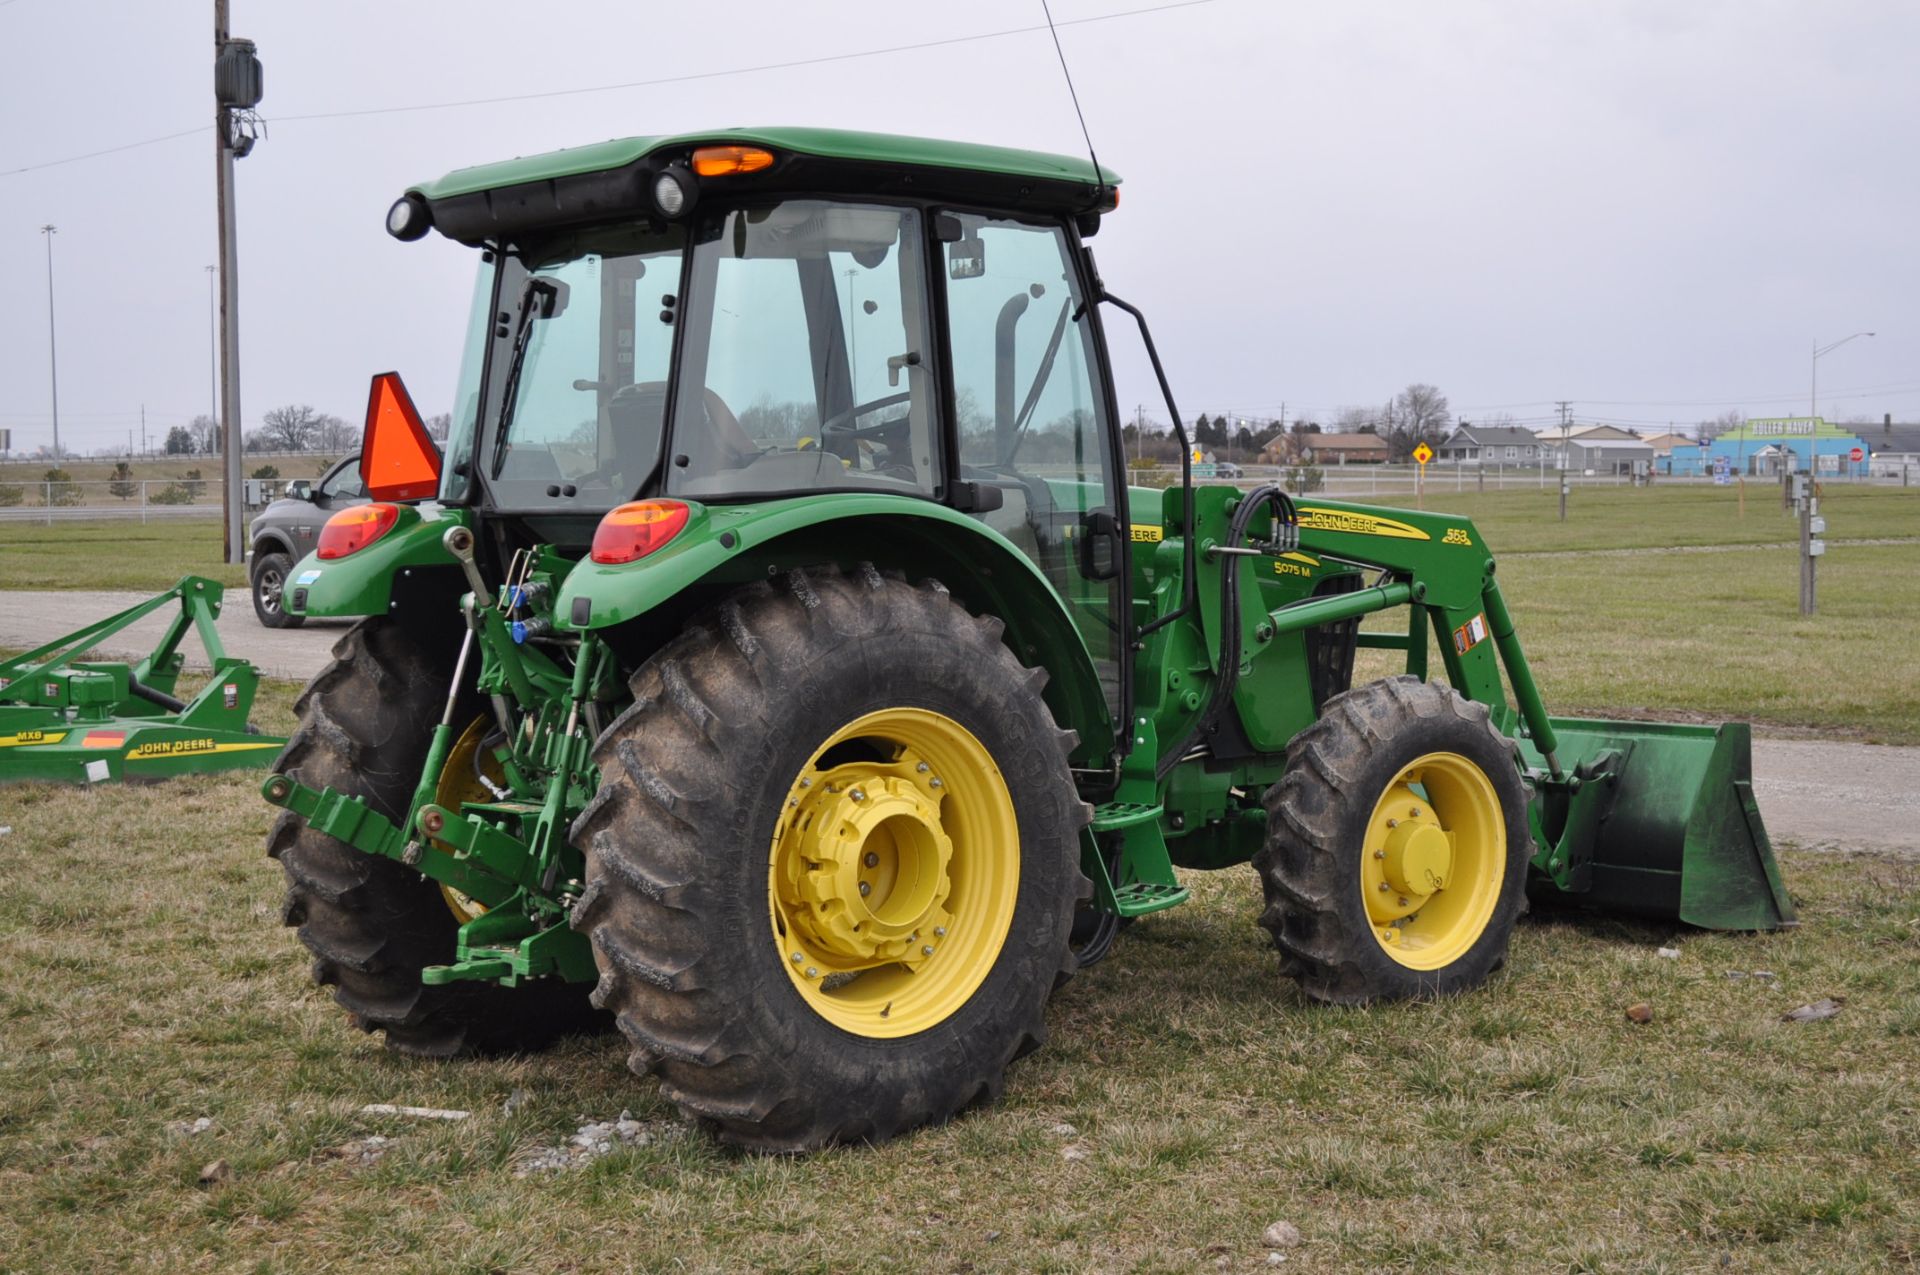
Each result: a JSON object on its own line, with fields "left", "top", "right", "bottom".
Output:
{"left": 1039, "top": 0, "right": 1108, "bottom": 211}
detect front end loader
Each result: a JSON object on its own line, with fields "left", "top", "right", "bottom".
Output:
{"left": 261, "top": 128, "right": 1791, "bottom": 1150}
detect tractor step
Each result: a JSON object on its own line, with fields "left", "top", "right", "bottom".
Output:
{"left": 1112, "top": 880, "right": 1190, "bottom": 915}
{"left": 1090, "top": 801, "right": 1163, "bottom": 832}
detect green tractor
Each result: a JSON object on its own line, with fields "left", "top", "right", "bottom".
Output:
{"left": 263, "top": 129, "right": 1792, "bottom": 1150}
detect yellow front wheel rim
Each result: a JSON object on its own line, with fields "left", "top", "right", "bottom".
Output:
{"left": 1360, "top": 751, "right": 1505, "bottom": 970}
{"left": 768, "top": 708, "right": 1019, "bottom": 1038}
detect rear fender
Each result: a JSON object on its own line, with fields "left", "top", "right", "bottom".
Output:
{"left": 284, "top": 503, "right": 469, "bottom": 619}
{"left": 557, "top": 496, "right": 1115, "bottom": 764}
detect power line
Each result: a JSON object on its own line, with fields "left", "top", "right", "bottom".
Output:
{"left": 272, "top": 0, "right": 1216, "bottom": 123}
{"left": 1, "top": 1, "right": 1213, "bottom": 179}
{"left": 0, "top": 125, "right": 207, "bottom": 179}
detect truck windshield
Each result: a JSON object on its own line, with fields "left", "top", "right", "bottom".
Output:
{"left": 446, "top": 223, "right": 685, "bottom": 511}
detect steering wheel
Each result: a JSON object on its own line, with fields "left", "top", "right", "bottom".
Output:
{"left": 818, "top": 391, "right": 913, "bottom": 441}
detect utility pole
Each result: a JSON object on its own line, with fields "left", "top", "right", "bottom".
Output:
{"left": 213, "top": 4, "right": 263, "bottom": 563}
{"left": 40, "top": 225, "right": 60, "bottom": 461}
{"left": 140, "top": 404, "right": 147, "bottom": 457}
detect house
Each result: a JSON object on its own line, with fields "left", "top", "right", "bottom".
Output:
{"left": 1434, "top": 424, "right": 1542, "bottom": 466}
{"left": 1301, "top": 433, "right": 1391, "bottom": 464}
{"left": 1534, "top": 424, "right": 1652, "bottom": 473}
{"left": 1640, "top": 432, "right": 1693, "bottom": 458}
{"left": 1864, "top": 422, "right": 1920, "bottom": 480}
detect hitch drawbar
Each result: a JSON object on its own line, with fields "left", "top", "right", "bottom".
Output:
{"left": 261, "top": 773, "right": 596, "bottom": 986}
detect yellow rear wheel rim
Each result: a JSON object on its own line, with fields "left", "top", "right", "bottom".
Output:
{"left": 768, "top": 708, "right": 1019, "bottom": 1038}
{"left": 1360, "top": 750, "right": 1505, "bottom": 971}
{"left": 432, "top": 716, "right": 499, "bottom": 924}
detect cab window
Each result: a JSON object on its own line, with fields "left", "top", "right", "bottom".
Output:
{"left": 668, "top": 202, "right": 937, "bottom": 500}
{"left": 939, "top": 214, "right": 1124, "bottom": 718}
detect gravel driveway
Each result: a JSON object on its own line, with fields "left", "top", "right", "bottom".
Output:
{"left": 3, "top": 588, "right": 1912, "bottom": 854}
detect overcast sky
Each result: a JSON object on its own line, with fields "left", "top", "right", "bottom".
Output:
{"left": 2, "top": 0, "right": 1914, "bottom": 456}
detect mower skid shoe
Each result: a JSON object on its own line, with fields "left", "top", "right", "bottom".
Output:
{"left": 1523, "top": 718, "right": 1794, "bottom": 931}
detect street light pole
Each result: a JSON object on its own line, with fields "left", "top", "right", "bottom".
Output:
{"left": 206, "top": 264, "right": 217, "bottom": 440}
{"left": 40, "top": 225, "right": 60, "bottom": 461}
{"left": 1799, "top": 332, "right": 1872, "bottom": 615}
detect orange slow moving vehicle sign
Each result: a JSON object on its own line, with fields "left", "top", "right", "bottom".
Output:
{"left": 360, "top": 371, "right": 442, "bottom": 501}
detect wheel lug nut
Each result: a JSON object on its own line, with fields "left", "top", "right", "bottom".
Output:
{"left": 934, "top": 926, "right": 946, "bottom": 937}
{"left": 804, "top": 966, "right": 819, "bottom": 979}
{"left": 849, "top": 789, "right": 866, "bottom": 802}
{"left": 1378, "top": 882, "right": 1390, "bottom": 892}
{"left": 799, "top": 778, "right": 811, "bottom": 788}
{"left": 1373, "top": 849, "right": 1386, "bottom": 860}
{"left": 858, "top": 882, "right": 871, "bottom": 897}
{"left": 1410, "top": 806, "right": 1421, "bottom": 817}
{"left": 922, "top": 945, "right": 935, "bottom": 956}
{"left": 864, "top": 852, "right": 879, "bottom": 868}
{"left": 791, "top": 952, "right": 804, "bottom": 964}
{"left": 929, "top": 778, "right": 943, "bottom": 789}
{"left": 916, "top": 762, "right": 929, "bottom": 773}
{"left": 1398, "top": 897, "right": 1409, "bottom": 907}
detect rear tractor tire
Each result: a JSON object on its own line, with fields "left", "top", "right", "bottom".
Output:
{"left": 1257, "top": 675, "right": 1531, "bottom": 1004}
{"left": 268, "top": 619, "right": 605, "bottom": 1056}
{"left": 570, "top": 566, "right": 1089, "bottom": 1151}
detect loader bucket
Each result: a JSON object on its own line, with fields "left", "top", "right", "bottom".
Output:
{"left": 1517, "top": 718, "right": 1795, "bottom": 931}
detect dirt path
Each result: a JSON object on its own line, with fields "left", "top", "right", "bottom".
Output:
{"left": 4, "top": 589, "right": 1913, "bottom": 855}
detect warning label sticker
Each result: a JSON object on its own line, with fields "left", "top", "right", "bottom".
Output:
{"left": 1453, "top": 613, "right": 1490, "bottom": 655}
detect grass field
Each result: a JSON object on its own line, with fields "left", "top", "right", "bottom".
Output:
{"left": 0, "top": 731, "right": 1914, "bottom": 1272}
{"left": 3, "top": 494, "right": 1916, "bottom": 1271}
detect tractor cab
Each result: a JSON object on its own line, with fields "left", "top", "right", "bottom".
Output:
{"left": 346, "top": 131, "right": 1134, "bottom": 728}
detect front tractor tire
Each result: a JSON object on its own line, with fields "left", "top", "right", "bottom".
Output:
{"left": 1257, "top": 676, "right": 1531, "bottom": 1005}
{"left": 268, "top": 620, "right": 604, "bottom": 1055}
{"left": 570, "top": 566, "right": 1089, "bottom": 1151}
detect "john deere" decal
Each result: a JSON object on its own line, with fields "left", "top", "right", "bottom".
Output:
{"left": 1295, "top": 508, "right": 1432, "bottom": 541}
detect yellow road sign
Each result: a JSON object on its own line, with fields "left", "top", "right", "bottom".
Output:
{"left": 1412, "top": 442, "right": 1433, "bottom": 465}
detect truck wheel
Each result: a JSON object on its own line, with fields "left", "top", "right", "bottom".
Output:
{"left": 250, "top": 550, "right": 305, "bottom": 629}
{"left": 570, "top": 566, "right": 1088, "bottom": 1150}
{"left": 1257, "top": 675, "right": 1531, "bottom": 1004}
{"left": 268, "top": 619, "right": 603, "bottom": 1055}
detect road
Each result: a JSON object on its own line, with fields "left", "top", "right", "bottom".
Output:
{"left": 2, "top": 588, "right": 1913, "bottom": 855}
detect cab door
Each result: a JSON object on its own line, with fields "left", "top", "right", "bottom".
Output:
{"left": 936, "top": 213, "right": 1129, "bottom": 733}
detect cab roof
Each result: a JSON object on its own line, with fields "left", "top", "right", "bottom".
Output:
{"left": 414, "top": 127, "right": 1121, "bottom": 201}
{"left": 405, "top": 128, "right": 1121, "bottom": 245}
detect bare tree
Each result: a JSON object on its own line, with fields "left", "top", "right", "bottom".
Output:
{"left": 424, "top": 412, "right": 452, "bottom": 442}
{"left": 313, "top": 413, "right": 360, "bottom": 453}
{"left": 258, "top": 404, "right": 324, "bottom": 453}
{"left": 188, "top": 414, "right": 220, "bottom": 455}
{"left": 1330, "top": 406, "right": 1374, "bottom": 434}
{"left": 1697, "top": 409, "right": 1744, "bottom": 442}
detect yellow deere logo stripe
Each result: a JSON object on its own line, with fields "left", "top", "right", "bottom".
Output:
{"left": 1129, "top": 524, "right": 1164, "bottom": 543}
{"left": 0, "top": 730, "right": 68, "bottom": 748}
{"left": 1295, "top": 507, "right": 1432, "bottom": 541}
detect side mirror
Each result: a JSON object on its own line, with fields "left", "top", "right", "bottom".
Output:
{"left": 949, "top": 235, "right": 986, "bottom": 280}
{"left": 286, "top": 479, "right": 313, "bottom": 501}
{"left": 1078, "top": 509, "right": 1122, "bottom": 581}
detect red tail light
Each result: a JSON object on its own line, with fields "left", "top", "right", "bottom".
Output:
{"left": 591, "top": 500, "right": 690, "bottom": 564}
{"left": 317, "top": 503, "right": 401, "bottom": 559}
